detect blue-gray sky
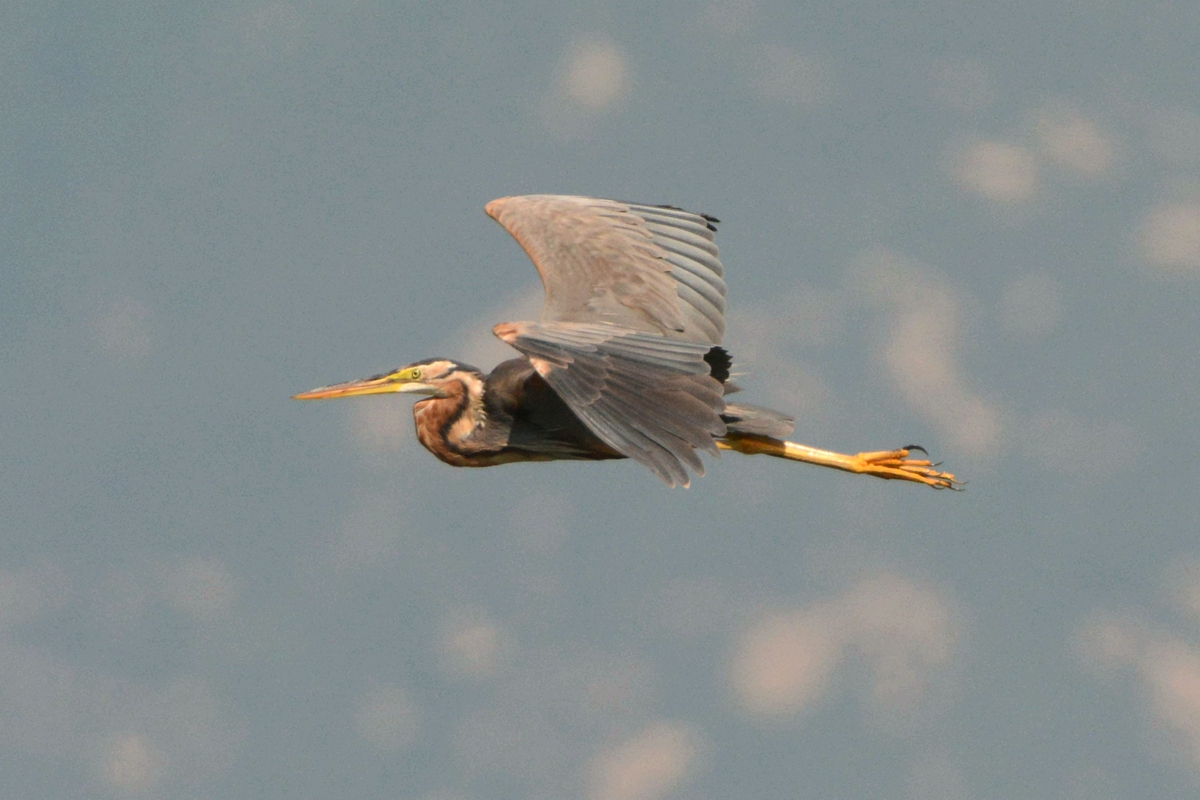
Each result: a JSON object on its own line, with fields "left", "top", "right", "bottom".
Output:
{"left": 4, "top": 1, "right": 1200, "bottom": 798}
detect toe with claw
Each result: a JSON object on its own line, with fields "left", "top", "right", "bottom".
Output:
{"left": 852, "top": 446, "right": 962, "bottom": 489}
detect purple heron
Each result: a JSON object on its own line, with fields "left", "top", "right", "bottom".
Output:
{"left": 295, "top": 195, "right": 958, "bottom": 489}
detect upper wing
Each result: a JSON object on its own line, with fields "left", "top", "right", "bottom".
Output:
{"left": 485, "top": 195, "right": 727, "bottom": 345}
{"left": 494, "top": 321, "right": 726, "bottom": 487}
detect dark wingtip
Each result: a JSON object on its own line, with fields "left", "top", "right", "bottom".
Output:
{"left": 646, "top": 203, "right": 720, "bottom": 231}
{"left": 704, "top": 346, "right": 732, "bottom": 383}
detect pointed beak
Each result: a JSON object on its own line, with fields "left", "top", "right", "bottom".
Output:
{"left": 293, "top": 375, "right": 436, "bottom": 400}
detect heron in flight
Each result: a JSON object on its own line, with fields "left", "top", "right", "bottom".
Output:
{"left": 295, "top": 195, "right": 958, "bottom": 489}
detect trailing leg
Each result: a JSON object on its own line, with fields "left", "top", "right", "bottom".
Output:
{"left": 716, "top": 434, "right": 960, "bottom": 489}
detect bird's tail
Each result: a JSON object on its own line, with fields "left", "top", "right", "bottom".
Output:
{"left": 721, "top": 402, "right": 795, "bottom": 439}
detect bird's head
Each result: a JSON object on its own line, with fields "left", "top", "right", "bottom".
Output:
{"left": 293, "top": 358, "right": 481, "bottom": 401}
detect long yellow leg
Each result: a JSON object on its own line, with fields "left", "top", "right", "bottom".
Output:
{"left": 717, "top": 434, "right": 961, "bottom": 490}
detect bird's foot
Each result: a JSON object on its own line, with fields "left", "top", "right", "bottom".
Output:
{"left": 849, "top": 445, "right": 961, "bottom": 489}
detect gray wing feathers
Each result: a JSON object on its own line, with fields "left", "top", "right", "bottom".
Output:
{"left": 486, "top": 195, "right": 728, "bottom": 345}
{"left": 494, "top": 321, "right": 726, "bottom": 487}
{"left": 486, "top": 195, "right": 734, "bottom": 485}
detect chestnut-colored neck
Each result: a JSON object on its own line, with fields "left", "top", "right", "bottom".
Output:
{"left": 412, "top": 374, "right": 491, "bottom": 466}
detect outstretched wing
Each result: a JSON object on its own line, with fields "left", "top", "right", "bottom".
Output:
{"left": 485, "top": 195, "right": 727, "bottom": 344}
{"left": 486, "top": 195, "right": 732, "bottom": 486}
{"left": 494, "top": 320, "right": 726, "bottom": 487}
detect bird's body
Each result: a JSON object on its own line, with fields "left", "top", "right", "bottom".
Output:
{"left": 296, "top": 195, "right": 958, "bottom": 489}
{"left": 404, "top": 357, "right": 623, "bottom": 467}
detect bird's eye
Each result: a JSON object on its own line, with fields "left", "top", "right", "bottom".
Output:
{"left": 411, "top": 368, "right": 422, "bottom": 379}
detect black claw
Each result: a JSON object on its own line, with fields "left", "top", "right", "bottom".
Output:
{"left": 903, "top": 444, "right": 929, "bottom": 456}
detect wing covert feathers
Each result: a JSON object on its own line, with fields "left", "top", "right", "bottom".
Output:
{"left": 486, "top": 195, "right": 727, "bottom": 345}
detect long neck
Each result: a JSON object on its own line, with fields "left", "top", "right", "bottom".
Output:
{"left": 412, "top": 373, "right": 493, "bottom": 466}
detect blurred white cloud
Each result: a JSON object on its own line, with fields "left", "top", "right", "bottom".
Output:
{"left": 1141, "top": 640, "right": 1200, "bottom": 767}
{"left": 101, "top": 732, "right": 164, "bottom": 794}
{"left": 841, "top": 573, "right": 956, "bottom": 713}
{"left": 563, "top": 40, "right": 629, "bottom": 112}
{"left": 586, "top": 722, "right": 702, "bottom": 800}
{"left": 731, "top": 572, "right": 957, "bottom": 720}
{"left": 1035, "top": 106, "right": 1115, "bottom": 179}
{"left": 731, "top": 604, "right": 842, "bottom": 716}
{"left": 852, "top": 251, "right": 1001, "bottom": 457}
{"left": 355, "top": 680, "right": 421, "bottom": 752}
{"left": 437, "top": 610, "right": 507, "bottom": 680}
{"left": 952, "top": 140, "right": 1040, "bottom": 204}
{"left": 750, "top": 44, "right": 832, "bottom": 107}
{"left": 1078, "top": 559, "right": 1200, "bottom": 772}
{"left": 1076, "top": 616, "right": 1146, "bottom": 674}
{"left": 541, "top": 37, "right": 630, "bottom": 137}
{"left": 886, "top": 311, "right": 999, "bottom": 456}
{"left": 1082, "top": 616, "right": 1200, "bottom": 771}
{"left": 1139, "top": 203, "right": 1200, "bottom": 275}
{"left": 997, "top": 272, "right": 1062, "bottom": 339}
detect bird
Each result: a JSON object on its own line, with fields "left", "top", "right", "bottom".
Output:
{"left": 294, "top": 195, "right": 958, "bottom": 489}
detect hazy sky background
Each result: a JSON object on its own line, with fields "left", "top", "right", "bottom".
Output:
{"left": 4, "top": 1, "right": 1200, "bottom": 798}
